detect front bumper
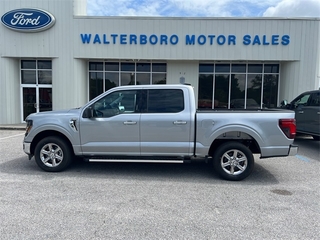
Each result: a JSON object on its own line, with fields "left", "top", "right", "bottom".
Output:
{"left": 23, "top": 141, "right": 31, "bottom": 155}
{"left": 288, "top": 144, "right": 298, "bottom": 156}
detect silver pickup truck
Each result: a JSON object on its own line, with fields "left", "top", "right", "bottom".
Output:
{"left": 23, "top": 84, "right": 298, "bottom": 181}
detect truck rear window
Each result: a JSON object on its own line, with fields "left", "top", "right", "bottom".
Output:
{"left": 147, "top": 89, "right": 184, "bottom": 113}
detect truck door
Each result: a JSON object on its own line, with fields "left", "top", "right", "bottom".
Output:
{"left": 140, "top": 88, "right": 193, "bottom": 156}
{"left": 304, "top": 92, "right": 320, "bottom": 135}
{"left": 79, "top": 89, "right": 141, "bottom": 155}
{"left": 291, "top": 93, "right": 311, "bottom": 132}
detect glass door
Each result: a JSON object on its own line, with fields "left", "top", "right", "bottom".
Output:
{"left": 22, "top": 86, "right": 52, "bottom": 120}
{"left": 22, "top": 87, "right": 36, "bottom": 120}
{"left": 21, "top": 60, "right": 52, "bottom": 121}
{"left": 39, "top": 87, "right": 52, "bottom": 112}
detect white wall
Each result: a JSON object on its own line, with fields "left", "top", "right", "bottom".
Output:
{"left": 280, "top": 19, "right": 320, "bottom": 101}
{"left": 0, "top": 58, "right": 20, "bottom": 123}
{"left": 167, "top": 61, "right": 199, "bottom": 103}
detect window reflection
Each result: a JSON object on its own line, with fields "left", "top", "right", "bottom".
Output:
{"left": 89, "top": 62, "right": 103, "bottom": 71}
{"left": 198, "top": 63, "right": 279, "bottom": 110}
{"left": 23, "top": 88, "right": 36, "bottom": 119}
{"left": 199, "top": 64, "right": 214, "bottom": 73}
{"left": 89, "top": 61, "right": 167, "bottom": 100}
{"left": 136, "top": 73, "right": 151, "bottom": 85}
{"left": 121, "top": 73, "right": 135, "bottom": 85}
{"left": 39, "top": 88, "right": 52, "bottom": 112}
{"left": 152, "top": 73, "right": 166, "bottom": 84}
{"left": 38, "top": 71, "right": 52, "bottom": 84}
{"left": 198, "top": 74, "right": 213, "bottom": 109}
{"left": 264, "top": 64, "right": 279, "bottom": 73}
{"left": 121, "top": 63, "right": 135, "bottom": 71}
{"left": 231, "top": 64, "right": 246, "bottom": 73}
{"left": 105, "top": 62, "right": 119, "bottom": 71}
{"left": 247, "top": 74, "right": 262, "bottom": 108}
{"left": 89, "top": 72, "right": 103, "bottom": 100}
{"left": 215, "top": 74, "right": 229, "bottom": 108}
{"left": 152, "top": 63, "right": 166, "bottom": 72}
{"left": 137, "top": 63, "right": 151, "bottom": 72}
{"left": 263, "top": 74, "right": 279, "bottom": 108}
{"left": 215, "top": 64, "right": 230, "bottom": 73}
{"left": 248, "top": 64, "right": 262, "bottom": 73}
{"left": 105, "top": 72, "right": 119, "bottom": 89}
{"left": 21, "top": 70, "right": 36, "bottom": 84}
{"left": 230, "top": 74, "right": 246, "bottom": 109}
{"left": 38, "top": 60, "right": 52, "bottom": 69}
{"left": 21, "top": 60, "right": 36, "bottom": 69}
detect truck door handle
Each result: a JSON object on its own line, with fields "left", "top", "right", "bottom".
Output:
{"left": 123, "top": 121, "right": 137, "bottom": 125}
{"left": 298, "top": 111, "right": 304, "bottom": 114}
{"left": 173, "top": 121, "right": 187, "bottom": 125}
{"left": 317, "top": 112, "right": 320, "bottom": 115}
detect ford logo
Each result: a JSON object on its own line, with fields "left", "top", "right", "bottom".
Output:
{"left": 1, "top": 8, "right": 55, "bottom": 32}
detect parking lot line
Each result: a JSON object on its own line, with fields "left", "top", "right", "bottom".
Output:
{"left": 295, "top": 154, "right": 310, "bottom": 162}
{"left": 0, "top": 133, "right": 25, "bottom": 140}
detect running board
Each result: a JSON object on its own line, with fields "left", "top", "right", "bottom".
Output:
{"left": 88, "top": 159, "right": 184, "bottom": 164}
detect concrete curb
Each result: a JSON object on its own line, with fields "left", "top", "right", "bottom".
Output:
{"left": 0, "top": 125, "right": 25, "bottom": 130}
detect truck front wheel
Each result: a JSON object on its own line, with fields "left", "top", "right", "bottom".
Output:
{"left": 34, "top": 136, "right": 72, "bottom": 172}
{"left": 212, "top": 142, "right": 254, "bottom": 181}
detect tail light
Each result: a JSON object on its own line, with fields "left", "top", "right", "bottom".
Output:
{"left": 279, "top": 119, "right": 296, "bottom": 139}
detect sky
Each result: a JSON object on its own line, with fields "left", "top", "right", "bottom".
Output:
{"left": 87, "top": 0, "right": 320, "bottom": 18}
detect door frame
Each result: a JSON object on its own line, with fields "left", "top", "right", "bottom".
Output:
{"left": 20, "top": 84, "right": 52, "bottom": 122}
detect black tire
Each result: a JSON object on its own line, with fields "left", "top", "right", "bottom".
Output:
{"left": 34, "top": 136, "right": 73, "bottom": 172}
{"left": 312, "top": 135, "right": 320, "bottom": 141}
{"left": 212, "top": 142, "right": 254, "bottom": 181}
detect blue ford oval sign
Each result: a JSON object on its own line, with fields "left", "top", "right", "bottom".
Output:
{"left": 1, "top": 8, "right": 55, "bottom": 32}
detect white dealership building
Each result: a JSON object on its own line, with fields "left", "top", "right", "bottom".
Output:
{"left": 0, "top": 0, "right": 319, "bottom": 124}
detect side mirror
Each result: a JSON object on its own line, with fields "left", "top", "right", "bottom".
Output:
{"left": 83, "top": 106, "right": 94, "bottom": 118}
{"left": 280, "top": 100, "right": 288, "bottom": 107}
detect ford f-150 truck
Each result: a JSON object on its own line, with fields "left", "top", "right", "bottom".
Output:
{"left": 23, "top": 84, "right": 298, "bottom": 181}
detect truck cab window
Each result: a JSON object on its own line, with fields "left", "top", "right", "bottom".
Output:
{"left": 292, "top": 94, "right": 310, "bottom": 108}
{"left": 147, "top": 89, "right": 184, "bottom": 113}
{"left": 309, "top": 93, "right": 320, "bottom": 106}
{"left": 90, "top": 90, "right": 139, "bottom": 117}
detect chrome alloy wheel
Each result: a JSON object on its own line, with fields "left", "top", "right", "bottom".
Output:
{"left": 40, "top": 143, "right": 64, "bottom": 168}
{"left": 220, "top": 149, "right": 248, "bottom": 175}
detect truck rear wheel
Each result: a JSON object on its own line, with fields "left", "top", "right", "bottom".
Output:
{"left": 34, "top": 136, "right": 72, "bottom": 172}
{"left": 212, "top": 142, "right": 254, "bottom": 181}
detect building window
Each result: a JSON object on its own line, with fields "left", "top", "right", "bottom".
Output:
{"left": 21, "top": 60, "right": 52, "bottom": 85}
{"left": 198, "top": 63, "right": 279, "bottom": 109}
{"left": 89, "top": 61, "right": 167, "bottom": 100}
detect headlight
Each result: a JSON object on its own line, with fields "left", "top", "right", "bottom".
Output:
{"left": 25, "top": 119, "right": 33, "bottom": 137}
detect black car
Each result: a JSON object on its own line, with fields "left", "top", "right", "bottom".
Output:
{"left": 281, "top": 90, "right": 320, "bottom": 140}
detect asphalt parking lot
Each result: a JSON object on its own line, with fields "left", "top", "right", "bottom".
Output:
{"left": 0, "top": 130, "right": 319, "bottom": 240}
